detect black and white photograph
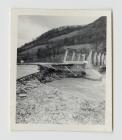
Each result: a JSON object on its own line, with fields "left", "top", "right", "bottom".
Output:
{"left": 10, "top": 9, "right": 112, "bottom": 131}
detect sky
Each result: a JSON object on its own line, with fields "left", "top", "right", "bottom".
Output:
{"left": 18, "top": 15, "right": 100, "bottom": 48}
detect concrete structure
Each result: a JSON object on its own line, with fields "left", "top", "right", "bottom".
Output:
{"left": 97, "top": 53, "right": 101, "bottom": 66}
{"left": 63, "top": 47, "right": 106, "bottom": 67}
{"left": 71, "top": 51, "right": 76, "bottom": 61}
{"left": 93, "top": 52, "right": 97, "bottom": 65}
{"left": 63, "top": 48, "right": 69, "bottom": 62}
{"left": 77, "top": 53, "right": 81, "bottom": 61}
{"left": 101, "top": 54, "right": 105, "bottom": 66}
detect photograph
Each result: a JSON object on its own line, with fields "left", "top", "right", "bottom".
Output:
{"left": 10, "top": 9, "right": 112, "bottom": 131}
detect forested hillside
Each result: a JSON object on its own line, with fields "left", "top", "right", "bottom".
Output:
{"left": 17, "top": 16, "right": 106, "bottom": 63}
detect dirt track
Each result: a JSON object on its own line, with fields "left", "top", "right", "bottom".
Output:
{"left": 16, "top": 74, "right": 105, "bottom": 124}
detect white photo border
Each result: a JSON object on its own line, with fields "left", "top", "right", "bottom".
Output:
{"left": 10, "top": 9, "right": 113, "bottom": 132}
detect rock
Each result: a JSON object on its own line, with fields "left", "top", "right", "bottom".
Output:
{"left": 85, "top": 68, "right": 102, "bottom": 81}
{"left": 18, "top": 93, "right": 27, "bottom": 98}
{"left": 17, "top": 88, "right": 27, "bottom": 98}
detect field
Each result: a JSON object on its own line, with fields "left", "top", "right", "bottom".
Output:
{"left": 16, "top": 65, "right": 105, "bottom": 124}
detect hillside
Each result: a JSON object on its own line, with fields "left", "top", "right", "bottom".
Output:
{"left": 17, "top": 25, "right": 83, "bottom": 53}
{"left": 17, "top": 16, "right": 106, "bottom": 63}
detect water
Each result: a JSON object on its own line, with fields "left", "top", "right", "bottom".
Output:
{"left": 17, "top": 65, "right": 39, "bottom": 79}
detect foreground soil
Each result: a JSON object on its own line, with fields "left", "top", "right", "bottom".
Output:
{"left": 16, "top": 76, "right": 105, "bottom": 124}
